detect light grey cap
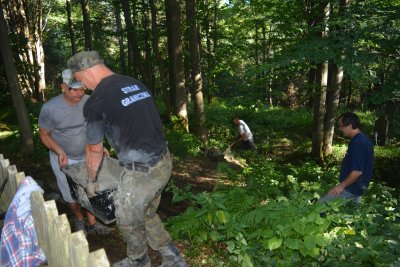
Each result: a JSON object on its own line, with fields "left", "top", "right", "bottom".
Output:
{"left": 62, "top": 69, "right": 83, "bottom": 89}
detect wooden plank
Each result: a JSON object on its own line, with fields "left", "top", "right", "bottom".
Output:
{"left": 43, "top": 200, "right": 59, "bottom": 266}
{"left": 30, "top": 192, "right": 47, "bottom": 255}
{"left": 15, "top": 171, "right": 25, "bottom": 190}
{"left": 5, "top": 165, "right": 17, "bottom": 207}
{"left": 0, "top": 158, "right": 10, "bottom": 208}
{"left": 52, "top": 214, "right": 71, "bottom": 267}
{"left": 88, "top": 249, "right": 110, "bottom": 267}
{"left": 30, "top": 192, "right": 59, "bottom": 266}
{"left": 69, "top": 231, "right": 89, "bottom": 266}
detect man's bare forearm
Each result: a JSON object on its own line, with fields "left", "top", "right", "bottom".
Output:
{"left": 86, "top": 143, "right": 104, "bottom": 181}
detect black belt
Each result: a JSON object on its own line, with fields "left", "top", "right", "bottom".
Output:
{"left": 119, "top": 149, "right": 168, "bottom": 173}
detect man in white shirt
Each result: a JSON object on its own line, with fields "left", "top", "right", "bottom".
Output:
{"left": 232, "top": 117, "right": 256, "bottom": 150}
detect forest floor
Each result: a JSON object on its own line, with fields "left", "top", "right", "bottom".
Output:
{"left": 7, "top": 152, "right": 245, "bottom": 266}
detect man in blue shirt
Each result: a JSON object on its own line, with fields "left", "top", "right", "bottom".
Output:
{"left": 320, "top": 112, "right": 374, "bottom": 204}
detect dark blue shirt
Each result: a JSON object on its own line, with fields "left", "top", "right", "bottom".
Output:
{"left": 340, "top": 132, "right": 374, "bottom": 196}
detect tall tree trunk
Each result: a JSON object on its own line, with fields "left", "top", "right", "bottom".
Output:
{"left": 212, "top": 0, "right": 218, "bottom": 54}
{"left": 311, "top": 1, "right": 330, "bottom": 161}
{"left": 204, "top": 15, "right": 213, "bottom": 103}
{"left": 323, "top": 64, "right": 342, "bottom": 156}
{"left": 66, "top": 0, "right": 77, "bottom": 55}
{"left": 254, "top": 21, "right": 259, "bottom": 66}
{"left": 113, "top": 0, "right": 126, "bottom": 75}
{"left": 141, "top": 0, "right": 154, "bottom": 94}
{"left": 121, "top": 0, "right": 142, "bottom": 77}
{"left": 311, "top": 63, "right": 328, "bottom": 161}
{"left": 0, "top": 5, "right": 33, "bottom": 155}
{"left": 166, "top": 0, "right": 188, "bottom": 131}
{"left": 33, "top": 0, "right": 45, "bottom": 102}
{"left": 186, "top": 0, "right": 207, "bottom": 141}
{"left": 149, "top": 0, "right": 171, "bottom": 117}
{"left": 81, "top": 0, "right": 93, "bottom": 50}
{"left": 323, "top": 0, "right": 347, "bottom": 156}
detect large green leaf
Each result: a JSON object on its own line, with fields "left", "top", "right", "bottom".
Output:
{"left": 267, "top": 237, "right": 283, "bottom": 251}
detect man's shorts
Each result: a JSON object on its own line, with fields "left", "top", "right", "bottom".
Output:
{"left": 49, "top": 151, "right": 84, "bottom": 203}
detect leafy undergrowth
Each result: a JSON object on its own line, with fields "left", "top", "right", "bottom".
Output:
{"left": 166, "top": 155, "right": 400, "bottom": 266}
{"left": 164, "top": 104, "right": 400, "bottom": 266}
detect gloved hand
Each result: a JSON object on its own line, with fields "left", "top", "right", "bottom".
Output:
{"left": 86, "top": 179, "right": 99, "bottom": 198}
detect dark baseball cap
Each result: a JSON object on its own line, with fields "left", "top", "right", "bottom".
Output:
{"left": 67, "top": 51, "right": 104, "bottom": 73}
{"left": 62, "top": 69, "right": 83, "bottom": 89}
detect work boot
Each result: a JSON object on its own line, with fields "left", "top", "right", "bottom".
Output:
{"left": 158, "top": 241, "right": 188, "bottom": 267}
{"left": 74, "top": 219, "right": 86, "bottom": 235}
{"left": 87, "top": 221, "right": 112, "bottom": 235}
{"left": 113, "top": 255, "right": 151, "bottom": 267}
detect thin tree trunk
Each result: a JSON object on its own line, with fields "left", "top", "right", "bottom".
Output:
{"left": 323, "top": 0, "right": 347, "bottom": 156}
{"left": 141, "top": 0, "right": 154, "bottom": 94}
{"left": 121, "top": 0, "right": 141, "bottom": 77}
{"left": 212, "top": 0, "right": 218, "bottom": 54}
{"left": 311, "top": 1, "right": 330, "bottom": 161}
{"left": 33, "top": 0, "right": 45, "bottom": 102}
{"left": 323, "top": 64, "right": 342, "bottom": 156}
{"left": 66, "top": 0, "right": 76, "bottom": 55}
{"left": 0, "top": 5, "right": 33, "bottom": 155}
{"left": 81, "top": 0, "right": 92, "bottom": 50}
{"left": 113, "top": 0, "right": 126, "bottom": 75}
{"left": 150, "top": 0, "right": 171, "bottom": 116}
{"left": 186, "top": 0, "right": 207, "bottom": 141}
{"left": 254, "top": 22, "right": 259, "bottom": 66}
{"left": 166, "top": 0, "right": 188, "bottom": 131}
{"left": 204, "top": 16, "right": 213, "bottom": 103}
{"left": 311, "top": 63, "right": 328, "bottom": 161}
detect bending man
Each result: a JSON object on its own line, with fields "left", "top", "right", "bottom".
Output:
{"left": 67, "top": 51, "right": 187, "bottom": 267}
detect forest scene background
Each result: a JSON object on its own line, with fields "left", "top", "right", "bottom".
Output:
{"left": 1, "top": 0, "right": 400, "bottom": 266}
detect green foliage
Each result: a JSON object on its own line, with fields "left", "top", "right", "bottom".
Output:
{"left": 165, "top": 128, "right": 202, "bottom": 159}
{"left": 167, "top": 162, "right": 400, "bottom": 266}
{"left": 166, "top": 102, "right": 400, "bottom": 266}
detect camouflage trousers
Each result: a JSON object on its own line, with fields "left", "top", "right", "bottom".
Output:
{"left": 114, "top": 151, "right": 172, "bottom": 260}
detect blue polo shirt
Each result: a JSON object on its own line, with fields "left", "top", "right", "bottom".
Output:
{"left": 340, "top": 132, "right": 374, "bottom": 196}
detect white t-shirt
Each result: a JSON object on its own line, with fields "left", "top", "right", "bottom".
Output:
{"left": 238, "top": 120, "right": 253, "bottom": 141}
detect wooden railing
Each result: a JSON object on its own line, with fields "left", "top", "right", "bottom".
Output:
{"left": 0, "top": 154, "right": 110, "bottom": 267}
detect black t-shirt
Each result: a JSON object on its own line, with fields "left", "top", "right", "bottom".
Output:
{"left": 83, "top": 74, "right": 167, "bottom": 164}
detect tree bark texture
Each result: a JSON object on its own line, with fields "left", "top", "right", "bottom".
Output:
{"left": 0, "top": 5, "right": 33, "bottom": 155}
{"left": 121, "top": 0, "right": 142, "bottom": 78}
{"left": 186, "top": 0, "right": 207, "bottom": 141}
{"left": 141, "top": 0, "right": 154, "bottom": 94}
{"left": 150, "top": 0, "right": 171, "bottom": 116}
{"left": 166, "top": 0, "right": 188, "bottom": 131}
{"left": 323, "top": 0, "right": 347, "bottom": 156}
{"left": 311, "top": 1, "right": 330, "bottom": 161}
{"left": 323, "top": 64, "right": 342, "bottom": 156}
{"left": 81, "top": 0, "right": 93, "bottom": 50}
{"left": 113, "top": 0, "right": 126, "bottom": 75}
{"left": 66, "top": 0, "right": 77, "bottom": 55}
